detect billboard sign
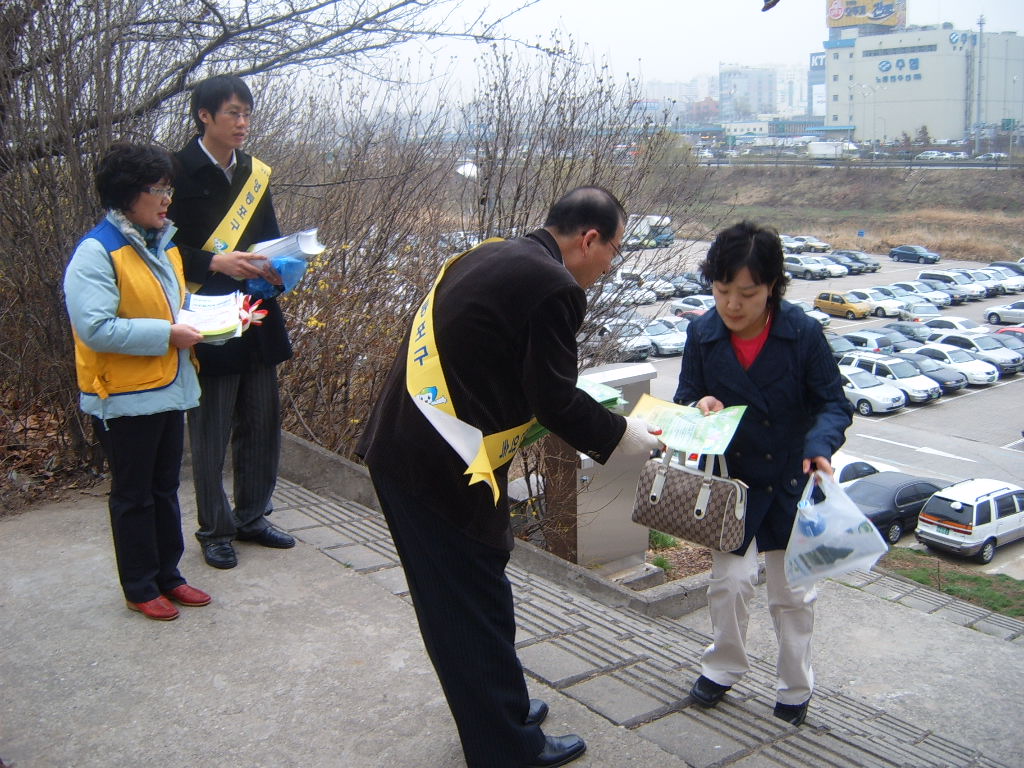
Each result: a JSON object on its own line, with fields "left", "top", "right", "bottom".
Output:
{"left": 826, "top": 0, "right": 906, "bottom": 29}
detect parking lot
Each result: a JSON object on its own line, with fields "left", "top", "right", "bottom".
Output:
{"left": 618, "top": 244, "right": 1024, "bottom": 577}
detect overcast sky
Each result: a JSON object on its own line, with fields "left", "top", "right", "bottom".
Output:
{"left": 439, "top": 0, "right": 1024, "bottom": 85}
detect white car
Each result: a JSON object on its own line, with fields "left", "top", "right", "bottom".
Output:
{"left": 601, "top": 282, "right": 657, "bottom": 305}
{"left": 837, "top": 364, "right": 906, "bottom": 416}
{"left": 928, "top": 332, "right": 1024, "bottom": 376}
{"left": 792, "top": 235, "right": 831, "bottom": 253}
{"left": 832, "top": 450, "right": 899, "bottom": 485}
{"left": 642, "top": 319, "right": 688, "bottom": 356}
{"left": 916, "top": 478, "right": 1024, "bottom": 563}
{"left": 791, "top": 299, "right": 830, "bottom": 327}
{"left": 923, "top": 316, "right": 990, "bottom": 335}
{"left": 808, "top": 256, "right": 846, "bottom": 277}
{"left": 889, "top": 280, "right": 952, "bottom": 308}
{"left": 914, "top": 343, "right": 999, "bottom": 385}
{"left": 897, "top": 300, "right": 941, "bottom": 323}
{"left": 845, "top": 288, "right": 904, "bottom": 318}
{"left": 980, "top": 267, "right": 1024, "bottom": 294}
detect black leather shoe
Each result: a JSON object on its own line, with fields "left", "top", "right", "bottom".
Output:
{"left": 203, "top": 542, "right": 238, "bottom": 569}
{"left": 236, "top": 526, "right": 295, "bottom": 549}
{"left": 524, "top": 698, "right": 548, "bottom": 727}
{"left": 773, "top": 699, "right": 809, "bottom": 726}
{"left": 526, "top": 734, "right": 586, "bottom": 767}
{"left": 689, "top": 675, "right": 731, "bottom": 708}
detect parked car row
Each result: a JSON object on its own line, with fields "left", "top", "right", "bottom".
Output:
{"left": 827, "top": 456, "right": 1024, "bottom": 565}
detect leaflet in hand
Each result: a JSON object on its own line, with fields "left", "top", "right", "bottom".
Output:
{"left": 179, "top": 291, "right": 243, "bottom": 343}
{"left": 249, "top": 228, "right": 326, "bottom": 261}
{"left": 629, "top": 393, "right": 745, "bottom": 454}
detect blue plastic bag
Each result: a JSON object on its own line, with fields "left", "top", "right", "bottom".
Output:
{"left": 246, "top": 256, "right": 308, "bottom": 299}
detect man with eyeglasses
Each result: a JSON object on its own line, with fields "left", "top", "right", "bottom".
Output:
{"left": 169, "top": 74, "right": 296, "bottom": 570}
{"left": 357, "top": 187, "right": 662, "bottom": 767}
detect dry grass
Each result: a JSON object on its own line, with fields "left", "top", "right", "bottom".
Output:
{"left": 702, "top": 166, "right": 1024, "bottom": 262}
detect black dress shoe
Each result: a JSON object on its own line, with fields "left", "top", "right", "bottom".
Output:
{"left": 773, "top": 698, "right": 809, "bottom": 726}
{"left": 236, "top": 526, "right": 295, "bottom": 549}
{"left": 203, "top": 542, "right": 238, "bottom": 569}
{"left": 524, "top": 698, "right": 548, "bottom": 727}
{"left": 526, "top": 734, "right": 586, "bottom": 768}
{"left": 689, "top": 675, "right": 731, "bottom": 708}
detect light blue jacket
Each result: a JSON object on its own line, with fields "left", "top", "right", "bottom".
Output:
{"left": 64, "top": 211, "right": 201, "bottom": 421}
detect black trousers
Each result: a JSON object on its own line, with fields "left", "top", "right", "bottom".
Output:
{"left": 93, "top": 411, "right": 186, "bottom": 603}
{"left": 370, "top": 472, "right": 546, "bottom": 768}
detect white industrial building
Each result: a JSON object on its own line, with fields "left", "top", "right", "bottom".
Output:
{"left": 824, "top": 23, "right": 1024, "bottom": 144}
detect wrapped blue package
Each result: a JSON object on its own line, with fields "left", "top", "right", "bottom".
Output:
{"left": 247, "top": 256, "right": 308, "bottom": 299}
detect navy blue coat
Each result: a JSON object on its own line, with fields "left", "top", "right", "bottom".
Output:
{"left": 674, "top": 300, "right": 853, "bottom": 553}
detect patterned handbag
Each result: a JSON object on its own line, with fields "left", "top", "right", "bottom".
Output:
{"left": 631, "top": 450, "right": 748, "bottom": 552}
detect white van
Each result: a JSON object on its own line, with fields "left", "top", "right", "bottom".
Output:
{"left": 915, "top": 479, "right": 1024, "bottom": 563}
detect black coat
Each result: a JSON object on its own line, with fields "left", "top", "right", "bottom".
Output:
{"left": 169, "top": 137, "right": 291, "bottom": 375}
{"left": 357, "top": 230, "right": 627, "bottom": 549}
{"left": 674, "top": 300, "right": 853, "bottom": 553}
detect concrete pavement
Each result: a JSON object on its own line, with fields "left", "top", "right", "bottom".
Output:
{"left": 2, "top": 462, "right": 1023, "bottom": 767}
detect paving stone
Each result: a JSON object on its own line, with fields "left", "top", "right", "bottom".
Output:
{"left": 859, "top": 578, "right": 913, "bottom": 601}
{"left": 932, "top": 602, "right": 989, "bottom": 627}
{"left": 265, "top": 507, "right": 323, "bottom": 531}
{"left": 562, "top": 674, "right": 667, "bottom": 725}
{"left": 896, "top": 589, "right": 952, "bottom": 613}
{"left": 517, "top": 641, "right": 602, "bottom": 686}
{"left": 321, "top": 543, "right": 394, "bottom": 572}
{"left": 636, "top": 711, "right": 749, "bottom": 768}
{"left": 366, "top": 566, "right": 408, "bottom": 596}
{"left": 292, "top": 525, "right": 355, "bottom": 548}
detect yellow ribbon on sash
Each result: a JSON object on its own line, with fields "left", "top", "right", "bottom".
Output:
{"left": 187, "top": 157, "right": 272, "bottom": 292}
{"left": 406, "top": 239, "right": 535, "bottom": 505}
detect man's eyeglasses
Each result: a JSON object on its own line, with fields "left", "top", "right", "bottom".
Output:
{"left": 219, "top": 110, "right": 253, "bottom": 123}
{"left": 145, "top": 186, "right": 174, "bottom": 198}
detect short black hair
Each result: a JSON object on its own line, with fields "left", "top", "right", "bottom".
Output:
{"left": 544, "top": 186, "right": 625, "bottom": 243}
{"left": 190, "top": 74, "right": 254, "bottom": 134}
{"left": 94, "top": 142, "right": 176, "bottom": 212}
{"left": 701, "top": 221, "right": 789, "bottom": 307}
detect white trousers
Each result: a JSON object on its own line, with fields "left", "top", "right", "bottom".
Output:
{"left": 700, "top": 543, "right": 817, "bottom": 705}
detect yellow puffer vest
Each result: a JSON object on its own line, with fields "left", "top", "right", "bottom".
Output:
{"left": 72, "top": 220, "right": 187, "bottom": 399}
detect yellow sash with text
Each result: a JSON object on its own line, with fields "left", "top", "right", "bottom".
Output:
{"left": 188, "top": 157, "right": 271, "bottom": 290}
{"left": 406, "top": 239, "right": 535, "bottom": 505}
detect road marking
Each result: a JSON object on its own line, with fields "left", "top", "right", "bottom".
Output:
{"left": 856, "top": 433, "right": 977, "bottom": 462}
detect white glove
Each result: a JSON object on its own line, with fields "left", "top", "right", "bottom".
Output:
{"left": 613, "top": 416, "right": 663, "bottom": 457}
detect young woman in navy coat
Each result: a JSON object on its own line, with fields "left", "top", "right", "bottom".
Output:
{"left": 673, "top": 221, "right": 853, "bottom": 726}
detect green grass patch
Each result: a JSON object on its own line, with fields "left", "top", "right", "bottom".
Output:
{"left": 649, "top": 530, "right": 679, "bottom": 551}
{"left": 651, "top": 555, "right": 671, "bottom": 572}
{"left": 878, "top": 548, "right": 1024, "bottom": 618}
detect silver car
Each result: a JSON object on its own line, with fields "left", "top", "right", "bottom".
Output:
{"left": 642, "top": 319, "right": 688, "bottom": 356}
{"left": 986, "top": 300, "right": 1024, "bottom": 325}
{"left": 837, "top": 364, "right": 906, "bottom": 416}
{"left": 914, "top": 344, "right": 999, "bottom": 385}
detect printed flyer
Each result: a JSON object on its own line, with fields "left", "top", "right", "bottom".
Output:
{"left": 628, "top": 393, "right": 745, "bottom": 454}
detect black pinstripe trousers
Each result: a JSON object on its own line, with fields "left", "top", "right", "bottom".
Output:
{"left": 188, "top": 365, "right": 280, "bottom": 544}
{"left": 370, "top": 472, "right": 546, "bottom": 768}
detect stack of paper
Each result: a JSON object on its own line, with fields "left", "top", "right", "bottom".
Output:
{"left": 178, "top": 292, "right": 244, "bottom": 343}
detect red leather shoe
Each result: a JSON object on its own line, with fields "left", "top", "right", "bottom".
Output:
{"left": 164, "top": 584, "right": 211, "bottom": 607}
{"left": 127, "top": 596, "right": 179, "bottom": 621}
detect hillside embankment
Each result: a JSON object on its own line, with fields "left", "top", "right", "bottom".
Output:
{"left": 698, "top": 164, "right": 1024, "bottom": 261}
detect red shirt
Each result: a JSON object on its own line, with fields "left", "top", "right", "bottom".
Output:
{"left": 731, "top": 313, "right": 773, "bottom": 370}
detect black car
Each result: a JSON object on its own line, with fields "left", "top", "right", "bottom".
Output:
{"left": 666, "top": 274, "right": 703, "bottom": 297}
{"left": 833, "top": 250, "right": 881, "bottom": 273}
{"left": 825, "top": 332, "right": 856, "bottom": 360}
{"left": 919, "top": 278, "right": 967, "bottom": 304}
{"left": 890, "top": 245, "right": 940, "bottom": 264}
{"left": 891, "top": 351, "right": 969, "bottom": 393}
{"left": 882, "top": 321, "right": 933, "bottom": 342}
{"left": 821, "top": 252, "right": 864, "bottom": 274}
{"left": 845, "top": 471, "right": 944, "bottom": 544}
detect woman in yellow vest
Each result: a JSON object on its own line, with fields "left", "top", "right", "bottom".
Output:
{"left": 64, "top": 143, "right": 211, "bottom": 621}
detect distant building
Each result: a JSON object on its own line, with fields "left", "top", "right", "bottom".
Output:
{"left": 719, "top": 65, "right": 776, "bottom": 121}
{"left": 824, "top": 21, "right": 1024, "bottom": 144}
